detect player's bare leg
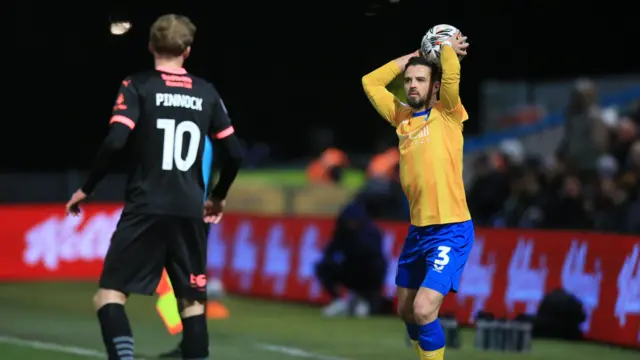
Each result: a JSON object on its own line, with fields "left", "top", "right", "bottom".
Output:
{"left": 397, "top": 287, "right": 421, "bottom": 356}
{"left": 178, "top": 298, "right": 209, "bottom": 359}
{"left": 413, "top": 287, "right": 445, "bottom": 359}
{"left": 93, "top": 288, "right": 134, "bottom": 360}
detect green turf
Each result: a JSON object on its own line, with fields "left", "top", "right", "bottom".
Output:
{"left": 235, "top": 169, "right": 366, "bottom": 189}
{"left": 0, "top": 343, "right": 91, "bottom": 358}
{"left": 0, "top": 282, "right": 637, "bottom": 359}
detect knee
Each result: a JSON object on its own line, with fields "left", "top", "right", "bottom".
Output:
{"left": 396, "top": 297, "right": 415, "bottom": 323}
{"left": 93, "top": 289, "right": 126, "bottom": 310}
{"left": 413, "top": 293, "right": 441, "bottom": 324}
{"left": 179, "top": 298, "right": 206, "bottom": 317}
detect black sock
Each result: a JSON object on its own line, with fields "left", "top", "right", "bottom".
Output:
{"left": 97, "top": 303, "right": 134, "bottom": 360}
{"left": 180, "top": 314, "right": 209, "bottom": 359}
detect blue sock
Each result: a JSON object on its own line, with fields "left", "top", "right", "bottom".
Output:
{"left": 405, "top": 322, "right": 420, "bottom": 341}
{"left": 419, "top": 318, "right": 446, "bottom": 351}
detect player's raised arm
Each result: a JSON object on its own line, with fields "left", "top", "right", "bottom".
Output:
{"left": 81, "top": 77, "right": 141, "bottom": 195}
{"left": 439, "top": 35, "right": 468, "bottom": 115}
{"left": 362, "top": 52, "right": 417, "bottom": 127}
{"left": 207, "top": 91, "right": 244, "bottom": 202}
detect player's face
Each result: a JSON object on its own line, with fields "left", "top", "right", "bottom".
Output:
{"left": 404, "top": 65, "right": 434, "bottom": 109}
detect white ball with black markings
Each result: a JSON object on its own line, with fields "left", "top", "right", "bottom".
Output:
{"left": 420, "top": 24, "right": 465, "bottom": 61}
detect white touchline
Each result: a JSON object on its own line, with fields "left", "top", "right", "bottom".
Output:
{"left": 0, "top": 335, "right": 151, "bottom": 359}
{"left": 254, "top": 343, "right": 350, "bottom": 360}
{"left": 0, "top": 335, "right": 350, "bottom": 360}
{"left": 0, "top": 335, "right": 106, "bottom": 358}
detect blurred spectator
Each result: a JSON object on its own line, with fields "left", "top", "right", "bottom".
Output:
{"left": 359, "top": 169, "right": 408, "bottom": 221}
{"left": 493, "top": 166, "right": 546, "bottom": 228}
{"left": 362, "top": 147, "right": 407, "bottom": 221}
{"left": 498, "top": 139, "right": 526, "bottom": 167}
{"left": 561, "top": 79, "right": 608, "bottom": 173}
{"left": 628, "top": 140, "right": 640, "bottom": 176}
{"left": 544, "top": 175, "right": 591, "bottom": 229}
{"left": 609, "top": 117, "right": 638, "bottom": 169}
{"left": 367, "top": 147, "right": 399, "bottom": 179}
{"left": 466, "top": 80, "right": 640, "bottom": 234}
{"left": 592, "top": 176, "right": 630, "bottom": 232}
{"left": 467, "top": 154, "right": 509, "bottom": 226}
{"left": 625, "top": 190, "right": 640, "bottom": 234}
{"left": 307, "top": 148, "right": 349, "bottom": 184}
{"left": 315, "top": 200, "right": 387, "bottom": 317}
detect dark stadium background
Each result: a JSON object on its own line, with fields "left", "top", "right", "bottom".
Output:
{"left": 6, "top": 0, "right": 638, "bottom": 169}
{"left": 1, "top": 1, "right": 640, "bottom": 359}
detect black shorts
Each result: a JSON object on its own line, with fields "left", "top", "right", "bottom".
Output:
{"left": 99, "top": 212, "right": 208, "bottom": 301}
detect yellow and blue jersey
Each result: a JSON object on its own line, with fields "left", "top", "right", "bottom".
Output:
{"left": 362, "top": 45, "right": 471, "bottom": 227}
{"left": 363, "top": 46, "right": 474, "bottom": 299}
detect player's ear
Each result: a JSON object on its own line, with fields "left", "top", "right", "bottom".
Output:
{"left": 432, "top": 81, "right": 441, "bottom": 92}
{"left": 148, "top": 42, "right": 154, "bottom": 55}
{"left": 183, "top": 47, "right": 191, "bottom": 60}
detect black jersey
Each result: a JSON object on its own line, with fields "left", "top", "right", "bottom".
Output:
{"left": 106, "top": 67, "right": 234, "bottom": 218}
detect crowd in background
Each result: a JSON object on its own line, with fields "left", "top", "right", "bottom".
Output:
{"left": 468, "top": 80, "right": 640, "bottom": 234}
{"left": 311, "top": 79, "right": 640, "bottom": 317}
{"left": 309, "top": 80, "right": 640, "bottom": 234}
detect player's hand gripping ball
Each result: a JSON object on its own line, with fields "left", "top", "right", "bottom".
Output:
{"left": 420, "top": 24, "right": 467, "bottom": 61}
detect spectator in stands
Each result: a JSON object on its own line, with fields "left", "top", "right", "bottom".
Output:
{"left": 627, "top": 140, "right": 640, "bottom": 177}
{"left": 306, "top": 148, "right": 349, "bottom": 184}
{"left": 561, "top": 79, "right": 607, "bottom": 174}
{"left": 592, "top": 173, "right": 631, "bottom": 232}
{"left": 467, "top": 154, "right": 509, "bottom": 225}
{"left": 467, "top": 140, "right": 524, "bottom": 226}
{"left": 466, "top": 78, "right": 640, "bottom": 234}
{"left": 624, "top": 188, "right": 640, "bottom": 234}
{"left": 617, "top": 142, "right": 640, "bottom": 233}
{"left": 362, "top": 147, "right": 408, "bottom": 221}
{"left": 544, "top": 175, "right": 591, "bottom": 229}
{"left": 367, "top": 147, "right": 400, "bottom": 180}
{"left": 493, "top": 165, "right": 545, "bottom": 228}
{"left": 315, "top": 200, "right": 387, "bottom": 317}
{"left": 609, "top": 116, "right": 638, "bottom": 168}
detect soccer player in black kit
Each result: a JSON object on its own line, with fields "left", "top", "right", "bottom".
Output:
{"left": 65, "top": 14, "right": 243, "bottom": 360}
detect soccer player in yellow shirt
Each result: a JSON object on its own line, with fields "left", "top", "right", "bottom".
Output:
{"left": 362, "top": 33, "right": 472, "bottom": 360}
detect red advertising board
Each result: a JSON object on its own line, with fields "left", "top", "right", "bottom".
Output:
{"left": 0, "top": 204, "right": 121, "bottom": 280}
{"left": 0, "top": 204, "right": 638, "bottom": 348}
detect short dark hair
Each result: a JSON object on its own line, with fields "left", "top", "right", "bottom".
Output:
{"left": 404, "top": 56, "right": 442, "bottom": 83}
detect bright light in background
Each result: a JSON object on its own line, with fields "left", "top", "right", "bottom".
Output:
{"left": 110, "top": 21, "right": 132, "bottom": 35}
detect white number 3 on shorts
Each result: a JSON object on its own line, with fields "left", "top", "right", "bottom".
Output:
{"left": 433, "top": 246, "right": 451, "bottom": 271}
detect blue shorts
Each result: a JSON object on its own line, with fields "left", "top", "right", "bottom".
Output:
{"left": 395, "top": 220, "right": 474, "bottom": 296}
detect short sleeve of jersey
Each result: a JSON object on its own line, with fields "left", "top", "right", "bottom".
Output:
{"left": 208, "top": 85, "right": 234, "bottom": 139}
{"left": 110, "top": 77, "right": 141, "bottom": 129}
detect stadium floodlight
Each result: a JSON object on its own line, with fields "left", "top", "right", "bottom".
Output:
{"left": 110, "top": 21, "right": 132, "bottom": 35}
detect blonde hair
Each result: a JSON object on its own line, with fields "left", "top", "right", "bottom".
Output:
{"left": 149, "top": 14, "right": 196, "bottom": 57}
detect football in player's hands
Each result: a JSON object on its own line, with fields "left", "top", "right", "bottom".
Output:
{"left": 444, "top": 32, "right": 469, "bottom": 57}
{"left": 421, "top": 24, "right": 468, "bottom": 60}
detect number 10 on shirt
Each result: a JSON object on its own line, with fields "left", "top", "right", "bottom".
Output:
{"left": 157, "top": 119, "right": 201, "bottom": 171}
